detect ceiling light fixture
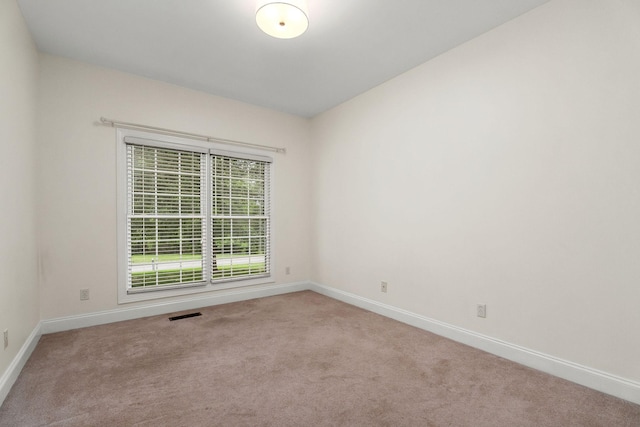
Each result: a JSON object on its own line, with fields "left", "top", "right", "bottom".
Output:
{"left": 256, "top": 0, "right": 309, "bottom": 39}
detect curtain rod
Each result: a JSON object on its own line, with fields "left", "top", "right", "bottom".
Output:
{"left": 99, "top": 117, "right": 286, "bottom": 154}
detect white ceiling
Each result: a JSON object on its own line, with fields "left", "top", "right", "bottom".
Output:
{"left": 18, "top": 0, "right": 550, "bottom": 118}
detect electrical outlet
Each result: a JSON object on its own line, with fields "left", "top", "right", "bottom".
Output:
{"left": 80, "top": 288, "right": 90, "bottom": 301}
{"left": 477, "top": 304, "right": 487, "bottom": 318}
{"left": 3, "top": 330, "right": 8, "bottom": 350}
{"left": 381, "top": 281, "right": 388, "bottom": 293}
{"left": 285, "top": 266, "right": 291, "bottom": 275}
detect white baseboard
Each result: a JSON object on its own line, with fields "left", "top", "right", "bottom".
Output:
{"left": 41, "top": 281, "right": 309, "bottom": 334}
{"left": 309, "top": 281, "right": 640, "bottom": 405}
{"left": 0, "top": 322, "right": 41, "bottom": 406}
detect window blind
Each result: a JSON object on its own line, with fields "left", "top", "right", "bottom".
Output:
{"left": 123, "top": 137, "right": 273, "bottom": 295}
{"left": 210, "top": 154, "right": 271, "bottom": 281}
{"left": 126, "top": 144, "right": 207, "bottom": 290}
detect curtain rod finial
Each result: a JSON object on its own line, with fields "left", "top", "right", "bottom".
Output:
{"left": 100, "top": 117, "right": 114, "bottom": 127}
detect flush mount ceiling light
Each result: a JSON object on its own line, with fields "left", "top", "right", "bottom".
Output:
{"left": 256, "top": 0, "right": 309, "bottom": 39}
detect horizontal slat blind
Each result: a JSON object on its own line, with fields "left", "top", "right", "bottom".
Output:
{"left": 210, "top": 154, "right": 270, "bottom": 281}
{"left": 126, "top": 144, "right": 207, "bottom": 290}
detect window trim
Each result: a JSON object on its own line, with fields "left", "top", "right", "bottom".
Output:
{"left": 117, "top": 128, "right": 275, "bottom": 304}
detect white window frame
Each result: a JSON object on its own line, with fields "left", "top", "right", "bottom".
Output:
{"left": 117, "top": 129, "right": 275, "bottom": 304}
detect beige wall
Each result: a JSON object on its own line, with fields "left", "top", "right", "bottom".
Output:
{"left": 311, "top": 0, "right": 640, "bottom": 382}
{"left": 37, "top": 54, "right": 312, "bottom": 319}
{"left": 0, "top": 0, "right": 40, "bottom": 376}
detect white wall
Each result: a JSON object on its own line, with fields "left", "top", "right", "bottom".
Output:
{"left": 0, "top": 0, "right": 40, "bottom": 377}
{"left": 311, "top": 0, "right": 640, "bottom": 382}
{"left": 37, "top": 54, "right": 312, "bottom": 319}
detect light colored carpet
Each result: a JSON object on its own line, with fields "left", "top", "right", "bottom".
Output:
{"left": 1, "top": 291, "right": 639, "bottom": 426}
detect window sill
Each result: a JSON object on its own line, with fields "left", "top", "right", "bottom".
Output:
{"left": 117, "top": 276, "right": 275, "bottom": 304}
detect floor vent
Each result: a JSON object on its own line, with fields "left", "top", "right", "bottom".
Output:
{"left": 169, "top": 312, "right": 202, "bottom": 321}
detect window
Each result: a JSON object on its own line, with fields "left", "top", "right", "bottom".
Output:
{"left": 210, "top": 155, "right": 270, "bottom": 281}
{"left": 117, "top": 130, "right": 273, "bottom": 303}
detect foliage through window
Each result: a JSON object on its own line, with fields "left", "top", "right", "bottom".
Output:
{"left": 120, "top": 133, "right": 272, "bottom": 300}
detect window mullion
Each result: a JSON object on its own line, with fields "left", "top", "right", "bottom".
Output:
{"left": 178, "top": 152, "right": 183, "bottom": 284}
{"left": 154, "top": 149, "right": 159, "bottom": 284}
{"left": 203, "top": 152, "right": 211, "bottom": 283}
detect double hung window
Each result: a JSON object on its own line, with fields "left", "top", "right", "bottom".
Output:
{"left": 117, "top": 130, "right": 273, "bottom": 303}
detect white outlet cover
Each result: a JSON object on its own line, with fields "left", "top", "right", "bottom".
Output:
{"left": 477, "top": 304, "right": 486, "bottom": 318}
